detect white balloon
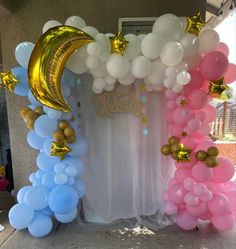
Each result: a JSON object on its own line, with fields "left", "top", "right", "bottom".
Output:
{"left": 165, "top": 66, "right": 178, "bottom": 78}
{"left": 124, "top": 34, "right": 141, "bottom": 60}
{"left": 105, "top": 75, "right": 116, "bottom": 85}
{"left": 131, "top": 56, "right": 151, "bottom": 79}
{"left": 90, "top": 62, "right": 107, "bottom": 77}
{"left": 160, "top": 42, "right": 184, "bottom": 66}
{"left": 138, "top": 34, "right": 146, "bottom": 41}
{"left": 147, "top": 59, "right": 166, "bottom": 85}
{"left": 198, "top": 30, "right": 220, "bottom": 53}
{"left": 118, "top": 72, "right": 135, "bottom": 85}
{"left": 92, "top": 85, "right": 103, "bottom": 94}
{"left": 86, "top": 56, "right": 100, "bottom": 70}
{"left": 42, "top": 20, "right": 62, "bottom": 33}
{"left": 99, "top": 52, "right": 110, "bottom": 62}
{"left": 82, "top": 26, "right": 99, "bottom": 37}
{"left": 172, "top": 83, "right": 183, "bottom": 93}
{"left": 105, "top": 33, "right": 115, "bottom": 37}
{"left": 181, "top": 33, "right": 199, "bottom": 57}
{"left": 65, "top": 16, "right": 86, "bottom": 29}
{"left": 176, "top": 61, "right": 189, "bottom": 71}
{"left": 104, "top": 84, "right": 115, "bottom": 91}
{"left": 152, "top": 14, "right": 183, "bottom": 41}
{"left": 176, "top": 71, "right": 191, "bottom": 85}
{"left": 141, "top": 33, "right": 165, "bottom": 60}
{"left": 106, "top": 54, "right": 130, "bottom": 78}
{"left": 87, "top": 42, "right": 101, "bottom": 57}
{"left": 93, "top": 78, "right": 106, "bottom": 90}
{"left": 164, "top": 78, "right": 176, "bottom": 88}
{"left": 76, "top": 45, "right": 88, "bottom": 58}
{"left": 15, "top": 42, "right": 34, "bottom": 68}
{"left": 95, "top": 33, "right": 111, "bottom": 54}
{"left": 66, "top": 50, "right": 87, "bottom": 74}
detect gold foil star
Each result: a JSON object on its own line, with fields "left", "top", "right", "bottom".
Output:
{"left": 177, "top": 144, "right": 192, "bottom": 162}
{"left": 208, "top": 77, "right": 230, "bottom": 99}
{"left": 50, "top": 140, "right": 71, "bottom": 160}
{"left": 109, "top": 31, "right": 129, "bottom": 55}
{"left": 182, "top": 131, "right": 188, "bottom": 137}
{"left": 185, "top": 12, "right": 206, "bottom": 36}
{"left": 0, "top": 71, "right": 19, "bottom": 93}
{"left": 180, "top": 98, "right": 187, "bottom": 106}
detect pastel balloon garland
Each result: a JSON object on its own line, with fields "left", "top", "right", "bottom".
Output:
{"left": 0, "top": 13, "right": 235, "bottom": 237}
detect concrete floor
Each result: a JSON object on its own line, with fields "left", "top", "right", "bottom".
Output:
{"left": 1, "top": 192, "right": 236, "bottom": 249}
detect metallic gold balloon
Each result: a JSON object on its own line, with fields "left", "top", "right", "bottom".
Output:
{"left": 66, "top": 135, "right": 76, "bottom": 144}
{"left": 170, "top": 143, "right": 181, "bottom": 153}
{"left": 207, "top": 147, "right": 219, "bottom": 157}
{"left": 168, "top": 136, "right": 179, "bottom": 145}
{"left": 50, "top": 140, "right": 71, "bottom": 160}
{"left": 0, "top": 71, "right": 19, "bottom": 93}
{"left": 208, "top": 77, "right": 230, "bottom": 100}
{"left": 196, "top": 150, "right": 208, "bottom": 161}
{"left": 205, "top": 156, "right": 219, "bottom": 168}
{"left": 185, "top": 12, "right": 206, "bottom": 36}
{"left": 161, "top": 144, "right": 171, "bottom": 155}
{"left": 109, "top": 31, "right": 129, "bottom": 55}
{"left": 28, "top": 26, "right": 94, "bottom": 112}
{"left": 53, "top": 130, "right": 66, "bottom": 142}
{"left": 64, "top": 126, "right": 75, "bottom": 137}
{"left": 59, "top": 120, "right": 70, "bottom": 130}
{"left": 19, "top": 107, "right": 31, "bottom": 118}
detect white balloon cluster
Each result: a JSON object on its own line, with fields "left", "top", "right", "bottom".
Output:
{"left": 42, "top": 14, "right": 220, "bottom": 94}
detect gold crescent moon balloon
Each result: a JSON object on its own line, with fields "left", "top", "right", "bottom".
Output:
{"left": 28, "top": 26, "right": 94, "bottom": 112}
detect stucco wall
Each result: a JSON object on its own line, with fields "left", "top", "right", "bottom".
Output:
{"left": 0, "top": 0, "right": 206, "bottom": 191}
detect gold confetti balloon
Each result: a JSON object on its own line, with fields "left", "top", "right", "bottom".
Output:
{"left": 28, "top": 26, "right": 94, "bottom": 112}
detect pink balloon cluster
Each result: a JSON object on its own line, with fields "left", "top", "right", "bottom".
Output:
{"left": 163, "top": 42, "right": 236, "bottom": 232}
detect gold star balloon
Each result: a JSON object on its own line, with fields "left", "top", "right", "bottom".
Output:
{"left": 109, "top": 31, "right": 129, "bottom": 55}
{"left": 208, "top": 77, "right": 230, "bottom": 100}
{"left": 0, "top": 71, "right": 19, "bottom": 93}
{"left": 50, "top": 140, "right": 71, "bottom": 160}
{"left": 182, "top": 131, "right": 188, "bottom": 137}
{"left": 177, "top": 144, "right": 192, "bottom": 162}
{"left": 185, "top": 12, "right": 206, "bottom": 36}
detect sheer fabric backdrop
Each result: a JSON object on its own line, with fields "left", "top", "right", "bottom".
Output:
{"left": 79, "top": 74, "right": 175, "bottom": 227}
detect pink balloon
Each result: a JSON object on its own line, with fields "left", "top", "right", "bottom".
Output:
{"left": 187, "top": 70, "right": 205, "bottom": 89}
{"left": 200, "top": 190, "right": 213, "bottom": 202}
{"left": 193, "top": 183, "right": 208, "bottom": 196}
{"left": 198, "top": 211, "right": 212, "bottom": 220}
{"left": 216, "top": 42, "right": 229, "bottom": 57}
{"left": 195, "top": 111, "right": 206, "bottom": 122}
{"left": 164, "top": 202, "right": 178, "bottom": 215}
{"left": 225, "top": 190, "right": 236, "bottom": 214}
{"left": 184, "top": 192, "right": 199, "bottom": 206}
{"left": 168, "top": 178, "right": 178, "bottom": 188}
{"left": 165, "top": 89, "right": 179, "bottom": 100}
{"left": 172, "top": 107, "right": 194, "bottom": 126}
{"left": 174, "top": 167, "right": 192, "bottom": 183}
{"left": 205, "top": 182, "right": 225, "bottom": 194}
{"left": 169, "top": 124, "right": 184, "bottom": 138}
{"left": 165, "top": 109, "right": 174, "bottom": 124}
{"left": 200, "top": 104, "right": 216, "bottom": 123}
{"left": 183, "top": 177, "right": 197, "bottom": 191}
{"left": 208, "top": 193, "right": 230, "bottom": 215}
{"left": 224, "top": 181, "right": 236, "bottom": 191}
{"left": 168, "top": 183, "right": 186, "bottom": 205}
{"left": 180, "top": 136, "right": 197, "bottom": 150}
{"left": 224, "top": 63, "right": 236, "bottom": 84}
{"left": 167, "top": 100, "right": 177, "bottom": 109}
{"left": 211, "top": 157, "right": 235, "bottom": 183}
{"left": 187, "top": 118, "right": 201, "bottom": 131}
{"left": 197, "top": 123, "right": 211, "bottom": 136}
{"left": 176, "top": 210, "right": 198, "bottom": 230}
{"left": 178, "top": 204, "right": 186, "bottom": 211}
{"left": 199, "top": 51, "right": 229, "bottom": 80}
{"left": 186, "top": 201, "right": 208, "bottom": 216}
{"left": 211, "top": 213, "right": 235, "bottom": 231}
{"left": 188, "top": 89, "right": 208, "bottom": 110}
{"left": 194, "top": 140, "right": 215, "bottom": 152}
{"left": 192, "top": 162, "right": 213, "bottom": 182}
{"left": 163, "top": 191, "right": 170, "bottom": 202}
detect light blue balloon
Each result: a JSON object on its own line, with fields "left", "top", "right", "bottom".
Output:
{"left": 68, "top": 137, "right": 88, "bottom": 157}
{"left": 24, "top": 186, "right": 49, "bottom": 210}
{"left": 28, "top": 90, "right": 42, "bottom": 106}
{"left": 11, "top": 67, "right": 29, "bottom": 96}
{"left": 67, "top": 177, "right": 75, "bottom": 186}
{"left": 43, "top": 139, "right": 54, "bottom": 157}
{"left": 9, "top": 203, "right": 34, "bottom": 229}
{"left": 63, "top": 156, "right": 84, "bottom": 177}
{"left": 15, "top": 42, "right": 34, "bottom": 68}
{"left": 27, "top": 130, "right": 46, "bottom": 150}
{"left": 34, "top": 115, "right": 58, "bottom": 138}
{"left": 28, "top": 104, "right": 37, "bottom": 110}
{"left": 61, "top": 68, "right": 76, "bottom": 88}
{"left": 54, "top": 162, "right": 66, "bottom": 173}
{"left": 62, "top": 85, "right": 71, "bottom": 98}
{"left": 28, "top": 212, "right": 53, "bottom": 237}
{"left": 47, "top": 109, "right": 62, "bottom": 120}
{"left": 74, "top": 180, "right": 86, "bottom": 199}
{"left": 62, "top": 111, "right": 73, "bottom": 120}
{"left": 54, "top": 173, "right": 68, "bottom": 185}
{"left": 17, "top": 186, "right": 31, "bottom": 204}
{"left": 48, "top": 185, "right": 78, "bottom": 214}
{"left": 41, "top": 207, "right": 54, "bottom": 216}
{"left": 55, "top": 208, "right": 77, "bottom": 223}
{"left": 36, "top": 152, "right": 60, "bottom": 171}
{"left": 41, "top": 171, "right": 56, "bottom": 190}
{"left": 35, "top": 169, "right": 44, "bottom": 179}
{"left": 14, "top": 83, "right": 29, "bottom": 96}
{"left": 29, "top": 172, "right": 37, "bottom": 183}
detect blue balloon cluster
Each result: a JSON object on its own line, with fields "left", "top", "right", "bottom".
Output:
{"left": 9, "top": 66, "right": 87, "bottom": 237}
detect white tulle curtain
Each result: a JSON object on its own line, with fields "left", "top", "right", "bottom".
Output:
{"left": 79, "top": 74, "right": 175, "bottom": 226}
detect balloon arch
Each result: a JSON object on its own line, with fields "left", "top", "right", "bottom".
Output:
{"left": 1, "top": 13, "right": 236, "bottom": 237}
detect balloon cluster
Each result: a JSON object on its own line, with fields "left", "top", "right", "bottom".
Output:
{"left": 8, "top": 67, "right": 88, "bottom": 237}
{"left": 195, "top": 146, "right": 219, "bottom": 168}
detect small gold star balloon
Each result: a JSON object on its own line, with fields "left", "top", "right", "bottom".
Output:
{"left": 50, "top": 140, "right": 71, "bottom": 160}
{"left": 109, "top": 31, "right": 129, "bottom": 55}
{"left": 177, "top": 144, "right": 192, "bottom": 162}
{"left": 208, "top": 77, "right": 230, "bottom": 99}
{"left": 182, "top": 131, "right": 188, "bottom": 137}
{"left": 0, "top": 71, "right": 19, "bottom": 93}
{"left": 185, "top": 12, "right": 206, "bottom": 36}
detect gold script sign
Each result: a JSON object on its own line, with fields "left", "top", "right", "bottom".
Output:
{"left": 93, "top": 85, "right": 144, "bottom": 118}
